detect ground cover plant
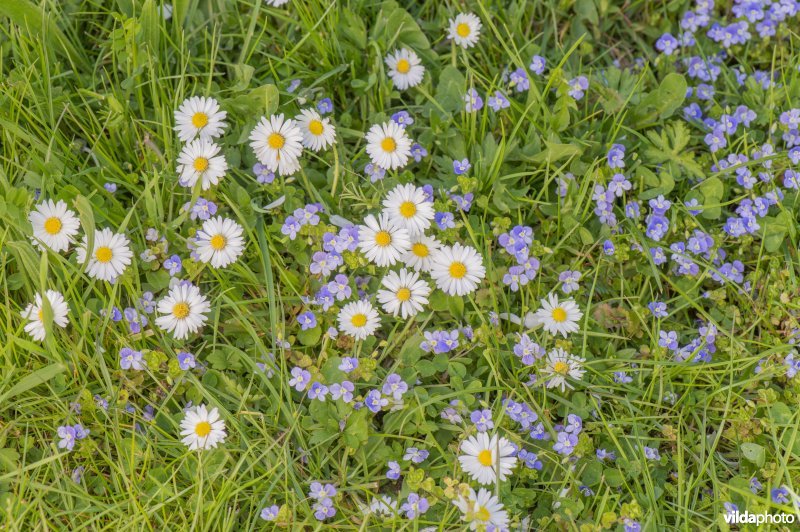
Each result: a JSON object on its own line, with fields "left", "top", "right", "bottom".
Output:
{"left": 1, "top": 0, "right": 800, "bottom": 529}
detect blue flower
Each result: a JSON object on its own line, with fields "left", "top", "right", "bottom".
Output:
{"left": 339, "top": 357, "right": 358, "bottom": 373}
{"left": 120, "top": 348, "right": 145, "bottom": 370}
{"left": 655, "top": 33, "right": 679, "bottom": 55}
{"left": 312, "top": 498, "right": 336, "bottom": 520}
{"left": 163, "top": 254, "right": 182, "bottom": 276}
{"left": 453, "top": 158, "right": 471, "bottom": 175}
{"left": 177, "top": 351, "right": 196, "bottom": 370}
{"left": 518, "top": 449, "right": 543, "bottom": 470}
{"left": 553, "top": 431, "right": 578, "bottom": 455}
{"left": 434, "top": 211, "right": 455, "bottom": 230}
{"left": 509, "top": 67, "right": 529, "bottom": 92}
{"left": 529, "top": 55, "right": 546, "bottom": 75}
{"left": 464, "top": 88, "right": 483, "bottom": 112}
{"left": 260, "top": 505, "right": 280, "bottom": 521}
{"left": 391, "top": 110, "right": 413, "bottom": 127}
{"left": 297, "top": 311, "right": 317, "bottom": 330}
{"left": 316, "top": 97, "right": 333, "bottom": 114}
{"left": 364, "top": 389, "right": 388, "bottom": 413}
{"left": 382, "top": 373, "right": 408, "bottom": 400}
{"left": 329, "top": 381, "right": 354, "bottom": 402}
{"left": 289, "top": 367, "right": 311, "bottom": 392}
{"left": 567, "top": 76, "right": 589, "bottom": 100}
{"left": 487, "top": 90, "right": 510, "bottom": 111}
{"left": 410, "top": 143, "right": 428, "bottom": 162}
{"left": 253, "top": 163, "right": 276, "bottom": 184}
{"left": 403, "top": 447, "right": 429, "bottom": 464}
{"left": 470, "top": 409, "right": 494, "bottom": 432}
{"left": 400, "top": 493, "right": 429, "bottom": 519}
{"left": 607, "top": 143, "right": 626, "bottom": 169}
{"left": 308, "top": 382, "right": 329, "bottom": 401}
{"left": 648, "top": 301, "right": 668, "bottom": 318}
{"left": 644, "top": 446, "right": 661, "bottom": 460}
{"left": 450, "top": 192, "right": 473, "bottom": 212}
{"left": 386, "top": 460, "right": 401, "bottom": 480}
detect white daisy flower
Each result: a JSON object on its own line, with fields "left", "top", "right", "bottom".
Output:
{"left": 155, "top": 283, "right": 211, "bottom": 340}
{"left": 28, "top": 199, "right": 81, "bottom": 252}
{"left": 448, "top": 13, "right": 482, "bottom": 49}
{"left": 249, "top": 114, "right": 304, "bottom": 176}
{"left": 365, "top": 121, "right": 412, "bottom": 171}
{"left": 363, "top": 495, "right": 398, "bottom": 517}
{"left": 176, "top": 138, "right": 228, "bottom": 190}
{"left": 265, "top": 0, "right": 289, "bottom": 6}
{"left": 382, "top": 183, "right": 434, "bottom": 235}
{"left": 295, "top": 108, "right": 336, "bottom": 152}
{"left": 194, "top": 216, "right": 245, "bottom": 268}
{"left": 357, "top": 213, "right": 411, "bottom": 267}
{"left": 76, "top": 228, "right": 133, "bottom": 282}
{"left": 453, "top": 487, "right": 509, "bottom": 531}
{"left": 385, "top": 48, "right": 425, "bottom": 90}
{"left": 20, "top": 290, "right": 69, "bottom": 341}
{"left": 376, "top": 268, "right": 431, "bottom": 319}
{"left": 458, "top": 432, "right": 517, "bottom": 485}
{"left": 402, "top": 234, "right": 441, "bottom": 272}
{"left": 174, "top": 96, "right": 227, "bottom": 142}
{"left": 337, "top": 300, "right": 380, "bottom": 340}
{"left": 429, "top": 243, "right": 486, "bottom": 296}
{"left": 532, "top": 293, "right": 583, "bottom": 337}
{"left": 542, "top": 347, "right": 586, "bottom": 391}
{"left": 179, "top": 404, "right": 227, "bottom": 451}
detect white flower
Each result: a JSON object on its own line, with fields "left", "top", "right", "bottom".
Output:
{"left": 176, "top": 138, "right": 228, "bottom": 190}
{"left": 264, "top": 0, "right": 289, "bottom": 6}
{"left": 28, "top": 199, "right": 81, "bottom": 252}
{"left": 249, "top": 114, "right": 304, "bottom": 176}
{"left": 295, "top": 108, "right": 336, "bottom": 152}
{"left": 363, "top": 495, "right": 398, "bottom": 516}
{"left": 453, "top": 487, "right": 509, "bottom": 531}
{"left": 337, "top": 300, "right": 380, "bottom": 340}
{"left": 155, "top": 283, "right": 211, "bottom": 340}
{"left": 402, "top": 234, "right": 441, "bottom": 272}
{"left": 385, "top": 48, "right": 425, "bottom": 90}
{"left": 180, "top": 404, "right": 227, "bottom": 451}
{"left": 376, "top": 268, "right": 431, "bottom": 319}
{"left": 357, "top": 213, "right": 411, "bottom": 267}
{"left": 448, "top": 13, "right": 482, "bottom": 49}
{"left": 458, "top": 432, "right": 517, "bottom": 485}
{"left": 542, "top": 347, "right": 586, "bottom": 391}
{"left": 20, "top": 290, "right": 69, "bottom": 341}
{"left": 174, "top": 96, "right": 227, "bottom": 142}
{"left": 365, "top": 121, "right": 411, "bottom": 170}
{"left": 76, "top": 228, "right": 133, "bottom": 282}
{"left": 382, "top": 183, "right": 434, "bottom": 235}
{"left": 532, "top": 293, "right": 583, "bottom": 337}
{"left": 429, "top": 243, "right": 485, "bottom": 296}
{"left": 194, "top": 216, "right": 245, "bottom": 268}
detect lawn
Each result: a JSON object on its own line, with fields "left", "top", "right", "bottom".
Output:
{"left": 1, "top": 0, "right": 800, "bottom": 530}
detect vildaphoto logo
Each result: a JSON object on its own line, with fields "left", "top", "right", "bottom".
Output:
{"left": 724, "top": 510, "right": 796, "bottom": 525}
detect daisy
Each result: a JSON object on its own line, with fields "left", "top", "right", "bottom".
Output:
{"left": 357, "top": 213, "right": 411, "bottom": 267}
{"left": 174, "top": 96, "right": 227, "bottom": 142}
{"left": 458, "top": 432, "right": 517, "bottom": 485}
{"left": 179, "top": 404, "right": 227, "bottom": 451}
{"left": 542, "top": 347, "right": 586, "bottom": 391}
{"left": 402, "top": 234, "right": 440, "bottom": 272}
{"left": 337, "top": 300, "right": 380, "bottom": 340}
{"left": 453, "top": 487, "right": 509, "bottom": 531}
{"left": 429, "top": 243, "right": 486, "bottom": 296}
{"left": 448, "top": 13, "right": 482, "bottom": 49}
{"left": 295, "top": 108, "right": 336, "bottom": 152}
{"left": 377, "top": 268, "right": 431, "bottom": 319}
{"left": 365, "top": 121, "right": 412, "bottom": 171}
{"left": 382, "top": 183, "right": 434, "bottom": 235}
{"left": 76, "top": 228, "right": 133, "bottom": 282}
{"left": 28, "top": 199, "right": 81, "bottom": 252}
{"left": 385, "top": 48, "right": 425, "bottom": 90}
{"left": 249, "top": 114, "right": 304, "bottom": 176}
{"left": 532, "top": 293, "right": 583, "bottom": 337}
{"left": 194, "top": 216, "right": 245, "bottom": 268}
{"left": 155, "top": 283, "right": 211, "bottom": 340}
{"left": 20, "top": 290, "right": 69, "bottom": 341}
{"left": 176, "top": 138, "right": 227, "bottom": 190}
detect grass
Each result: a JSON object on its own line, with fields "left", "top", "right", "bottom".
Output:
{"left": 1, "top": 0, "right": 800, "bottom": 530}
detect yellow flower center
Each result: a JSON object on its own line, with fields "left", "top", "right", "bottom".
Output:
{"left": 412, "top": 243, "right": 429, "bottom": 258}
{"left": 95, "top": 246, "right": 113, "bottom": 263}
{"left": 477, "top": 449, "right": 493, "bottom": 466}
{"left": 456, "top": 23, "right": 471, "bottom": 37}
{"left": 37, "top": 309, "right": 44, "bottom": 321}
{"left": 381, "top": 137, "right": 396, "bottom": 153}
{"left": 396, "top": 58, "right": 411, "bottom": 74}
{"left": 552, "top": 307, "right": 567, "bottom": 322}
{"left": 375, "top": 230, "right": 392, "bottom": 247}
{"left": 475, "top": 506, "right": 491, "bottom": 522}
{"left": 396, "top": 287, "right": 411, "bottom": 301}
{"left": 351, "top": 313, "right": 367, "bottom": 327}
{"left": 191, "top": 112, "right": 208, "bottom": 128}
{"left": 553, "top": 361, "right": 570, "bottom": 375}
{"left": 449, "top": 262, "right": 467, "bottom": 279}
{"left": 172, "top": 302, "right": 190, "bottom": 319}
{"left": 308, "top": 119, "right": 324, "bottom": 136}
{"left": 43, "top": 216, "right": 62, "bottom": 235}
{"left": 210, "top": 234, "right": 226, "bottom": 250}
{"left": 194, "top": 421, "right": 211, "bottom": 437}
{"left": 193, "top": 157, "right": 209, "bottom": 172}
{"left": 268, "top": 132, "right": 285, "bottom": 149}
{"left": 399, "top": 201, "right": 417, "bottom": 218}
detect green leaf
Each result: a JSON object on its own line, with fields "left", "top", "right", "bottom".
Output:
{"left": 343, "top": 410, "right": 369, "bottom": 448}
{"left": 740, "top": 442, "right": 765, "bottom": 466}
{"left": 633, "top": 73, "right": 687, "bottom": 125}
{"left": 0, "top": 363, "right": 66, "bottom": 403}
